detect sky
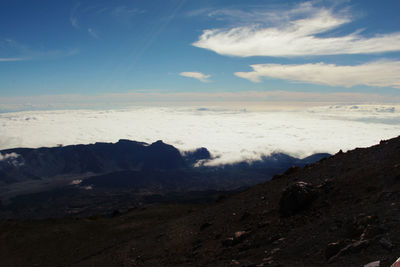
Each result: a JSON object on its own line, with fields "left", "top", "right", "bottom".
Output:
{"left": 1, "top": 1, "right": 400, "bottom": 162}
{"left": 1, "top": 0, "right": 400, "bottom": 110}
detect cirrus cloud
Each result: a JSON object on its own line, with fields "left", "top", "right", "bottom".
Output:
{"left": 180, "top": 71, "right": 211, "bottom": 82}
{"left": 0, "top": 57, "right": 24, "bottom": 62}
{"left": 192, "top": 2, "right": 400, "bottom": 57}
{"left": 235, "top": 60, "right": 400, "bottom": 89}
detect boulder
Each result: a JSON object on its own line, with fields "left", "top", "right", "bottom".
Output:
{"left": 364, "top": 261, "right": 380, "bottom": 267}
{"left": 279, "top": 181, "right": 318, "bottom": 217}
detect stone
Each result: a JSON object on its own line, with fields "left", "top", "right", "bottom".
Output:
{"left": 379, "top": 237, "right": 393, "bottom": 251}
{"left": 342, "top": 240, "right": 370, "bottom": 254}
{"left": 361, "top": 225, "right": 385, "bottom": 239}
{"left": 364, "top": 261, "right": 380, "bottom": 267}
{"left": 200, "top": 222, "right": 212, "bottom": 231}
{"left": 325, "top": 241, "right": 346, "bottom": 259}
{"left": 279, "top": 181, "right": 318, "bottom": 217}
{"left": 221, "top": 231, "right": 250, "bottom": 247}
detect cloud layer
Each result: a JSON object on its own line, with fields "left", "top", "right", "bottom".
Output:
{"left": 1, "top": 91, "right": 400, "bottom": 113}
{"left": 180, "top": 72, "right": 211, "bottom": 82}
{"left": 192, "top": 3, "right": 400, "bottom": 57}
{"left": 1, "top": 106, "right": 399, "bottom": 165}
{"left": 235, "top": 61, "right": 400, "bottom": 88}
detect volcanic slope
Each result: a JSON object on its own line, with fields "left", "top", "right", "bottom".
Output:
{"left": 0, "top": 137, "right": 399, "bottom": 266}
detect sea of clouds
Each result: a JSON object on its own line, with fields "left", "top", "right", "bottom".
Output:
{"left": 0, "top": 104, "right": 399, "bottom": 165}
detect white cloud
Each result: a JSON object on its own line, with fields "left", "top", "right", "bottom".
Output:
{"left": 192, "top": 2, "right": 400, "bottom": 57}
{"left": 0, "top": 152, "right": 19, "bottom": 161}
{"left": 235, "top": 60, "right": 400, "bottom": 89}
{"left": 180, "top": 72, "right": 211, "bottom": 82}
{"left": 0, "top": 106, "right": 399, "bottom": 165}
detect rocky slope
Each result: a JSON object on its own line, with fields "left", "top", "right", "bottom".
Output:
{"left": 0, "top": 137, "right": 399, "bottom": 266}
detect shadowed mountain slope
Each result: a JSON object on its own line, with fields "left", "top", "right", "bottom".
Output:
{"left": 0, "top": 140, "right": 185, "bottom": 184}
{"left": 0, "top": 137, "right": 399, "bottom": 266}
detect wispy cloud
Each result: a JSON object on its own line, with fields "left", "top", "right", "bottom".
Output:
{"left": 0, "top": 38, "right": 79, "bottom": 62}
{"left": 180, "top": 72, "right": 211, "bottom": 82}
{"left": 87, "top": 28, "right": 99, "bottom": 38}
{"left": 69, "top": 3, "right": 145, "bottom": 36}
{"left": 235, "top": 60, "right": 400, "bottom": 89}
{"left": 70, "top": 2, "right": 80, "bottom": 28}
{"left": 192, "top": 2, "right": 400, "bottom": 57}
{"left": 111, "top": 5, "right": 144, "bottom": 25}
{"left": 0, "top": 57, "right": 25, "bottom": 62}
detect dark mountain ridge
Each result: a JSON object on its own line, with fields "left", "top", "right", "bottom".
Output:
{"left": 0, "top": 139, "right": 185, "bottom": 183}
{"left": 0, "top": 139, "right": 330, "bottom": 219}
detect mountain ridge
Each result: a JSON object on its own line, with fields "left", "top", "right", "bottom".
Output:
{"left": 0, "top": 139, "right": 329, "bottom": 218}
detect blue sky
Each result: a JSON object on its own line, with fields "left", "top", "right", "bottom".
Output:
{"left": 1, "top": 0, "right": 400, "bottom": 105}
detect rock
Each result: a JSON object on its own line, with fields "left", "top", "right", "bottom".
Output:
{"left": 341, "top": 240, "right": 370, "bottom": 255}
{"left": 235, "top": 230, "right": 250, "bottom": 240}
{"left": 357, "top": 215, "right": 379, "bottom": 227}
{"left": 192, "top": 239, "right": 202, "bottom": 251}
{"left": 221, "top": 231, "right": 250, "bottom": 247}
{"left": 200, "top": 222, "right": 212, "bottom": 231}
{"left": 360, "top": 224, "right": 385, "bottom": 239}
{"left": 240, "top": 211, "right": 251, "bottom": 221}
{"left": 325, "top": 241, "right": 346, "bottom": 259}
{"left": 231, "top": 259, "right": 240, "bottom": 265}
{"left": 222, "top": 237, "right": 235, "bottom": 247}
{"left": 364, "top": 261, "right": 380, "bottom": 267}
{"left": 279, "top": 181, "right": 318, "bottom": 217}
{"left": 379, "top": 237, "right": 393, "bottom": 251}
{"left": 273, "top": 237, "right": 286, "bottom": 246}
{"left": 283, "top": 166, "right": 302, "bottom": 176}
{"left": 392, "top": 257, "right": 400, "bottom": 267}
{"left": 270, "top": 248, "right": 280, "bottom": 255}
{"left": 329, "top": 240, "right": 370, "bottom": 262}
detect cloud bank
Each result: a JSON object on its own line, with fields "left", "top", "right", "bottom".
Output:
{"left": 1, "top": 106, "right": 399, "bottom": 165}
{"left": 180, "top": 72, "right": 211, "bottom": 82}
{"left": 235, "top": 61, "right": 400, "bottom": 88}
{"left": 192, "top": 2, "right": 400, "bottom": 57}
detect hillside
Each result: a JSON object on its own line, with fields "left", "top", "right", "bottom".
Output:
{"left": 0, "top": 136, "right": 399, "bottom": 266}
{"left": 0, "top": 140, "right": 328, "bottom": 219}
